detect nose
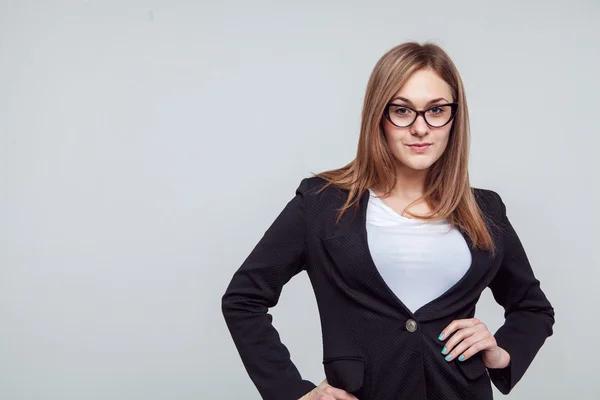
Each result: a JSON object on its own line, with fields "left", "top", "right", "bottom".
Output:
{"left": 410, "top": 114, "right": 429, "bottom": 136}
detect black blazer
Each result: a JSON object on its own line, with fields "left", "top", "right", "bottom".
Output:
{"left": 221, "top": 176, "right": 555, "bottom": 400}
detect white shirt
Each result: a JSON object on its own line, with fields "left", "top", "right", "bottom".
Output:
{"left": 365, "top": 188, "right": 472, "bottom": 314}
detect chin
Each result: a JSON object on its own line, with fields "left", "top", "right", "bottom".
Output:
{"left": 401, "top": 159, "right": 435, "bottom": 171}
{"left": 409, "top": 164, "right": 433, "bottom": 171}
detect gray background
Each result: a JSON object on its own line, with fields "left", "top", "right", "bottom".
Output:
{"left": 1, "top": 0, "right": 598, "bottom": 399}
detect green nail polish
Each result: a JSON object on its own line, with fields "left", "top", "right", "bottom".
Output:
{"left": 458, "top": 355, "right": 465, "bottom": 361}
{"left": 438, "top": 333, "right": 445, "bottom": 340}
{"left": 441, "top": 347, "right": 447, "bottom": 354}
{"left": 445, "top": 354, "right": 452, "bottom": 361}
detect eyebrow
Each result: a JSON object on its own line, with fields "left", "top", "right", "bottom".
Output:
{"left": 391, "top": 96, "right": 449, "bottom": 106}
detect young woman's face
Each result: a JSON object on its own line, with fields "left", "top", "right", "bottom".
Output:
{"left": 381, "top": 68, "right": 455, "bottom": 173}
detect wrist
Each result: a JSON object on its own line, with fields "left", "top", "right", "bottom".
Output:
{"left": 493, "top": 346, "right": 511, "bottom": 369}
{"left": 500, "top": 346, "right": 511, "bottom": 368}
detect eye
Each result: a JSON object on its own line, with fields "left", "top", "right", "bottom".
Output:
{"left": 391, "top": 106, "right": 415, "bottom": 117}
{"left": 428, "top": 106, "right": 443, "bottom": 114}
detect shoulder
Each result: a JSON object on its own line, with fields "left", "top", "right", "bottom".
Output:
{"left": 304, "top": 175, "right": 331, "bottom": 188}
{"left": 296, "top": 178, "right": 507, "bottom": 216}
{"left": 293, "top": 176, "right": 351, "bottom": 213}
{"left": 471, "top": 186, "right": 506, "bottom": 219}
{"left": 299, "top": 176, "right": 343, "bottom": 197}
{"left": 472, "top": 186, "right": 500, "bottom": 203}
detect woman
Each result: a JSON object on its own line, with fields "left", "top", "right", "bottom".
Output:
{"left": 221, "top": 42, "right": 555, "bottom": 400}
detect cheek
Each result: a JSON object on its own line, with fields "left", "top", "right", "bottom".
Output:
{"left": 381, "top": 122, "right": 408, "bottom": 143}
{"left": 384, "top": 132, "right": 408, "bottom": 153}
{"left": 437, "top": 128, "right": 452, "bottom": 149}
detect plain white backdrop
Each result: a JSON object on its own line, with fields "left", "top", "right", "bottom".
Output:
{"left": 1, "top": 0, "right": 598, "bottom": 399}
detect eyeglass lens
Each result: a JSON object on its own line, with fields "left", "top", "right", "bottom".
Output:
{"left": 387, "top": 105, "right": 454, "bottom": 127}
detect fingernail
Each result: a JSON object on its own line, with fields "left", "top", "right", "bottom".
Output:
{"left": 438, "top": 333, "right": 445, "bottom": 340}
{"left": 441, "top": 347, "right": 447, "bottom": 355}
{"left": 445, "top": 354, "right": 452, "bottom": 361}
{"left": 458, "top": 355, "right": 465, "bottom": 362}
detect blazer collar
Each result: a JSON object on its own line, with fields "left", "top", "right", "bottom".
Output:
{"left": 320, "top": 189, "right": 495, "bottom": 322}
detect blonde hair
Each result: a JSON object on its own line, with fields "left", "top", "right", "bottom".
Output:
{"left": 311, "top": 41, "right": 496, "bottom": 255}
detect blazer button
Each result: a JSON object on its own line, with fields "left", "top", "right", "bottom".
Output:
{"left": 405, "top": 319, "right": 417, "bottom": 332}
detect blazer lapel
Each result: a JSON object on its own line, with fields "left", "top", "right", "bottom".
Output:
{"left": 320, "top": 189, "right": 497, "bottom": 322}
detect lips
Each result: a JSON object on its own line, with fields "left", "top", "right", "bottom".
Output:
{"left": 407, "top": 143, "right": 432, "bottom": 153}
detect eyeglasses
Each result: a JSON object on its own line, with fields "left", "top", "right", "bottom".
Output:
{"left": 383, "top": 102, "right": 459, "bottom": 128}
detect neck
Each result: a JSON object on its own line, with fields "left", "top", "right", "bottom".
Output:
{"left": 389, "top": 164, "right": 428, "bottom": 198}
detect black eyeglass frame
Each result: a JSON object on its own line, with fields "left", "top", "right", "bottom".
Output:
{"left": 383, "top": 102, "right": 459, "bottom": 128}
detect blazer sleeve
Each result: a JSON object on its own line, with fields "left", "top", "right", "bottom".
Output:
{"left": 486, "top": 190, "right": 555, "bottom": 395}
{"left": 221, "top": 177, "right": 317, "bottom": 400}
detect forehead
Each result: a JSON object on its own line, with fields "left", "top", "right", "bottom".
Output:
{"left": 393, "top": 68, "right": 453, "bottom": 105}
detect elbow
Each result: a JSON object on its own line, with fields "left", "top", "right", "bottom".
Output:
{"left": 221, "top": 290, "right": 245, "bottom": 320}
{"left": 532, "top": 296, "right": 556, "bottom": 337}
{"left": 531, "top": 306, "right": 556, "bottom": 338}
{"left": 503, "top": 302, "right": 555, "bottom": 339}
{"left": 221, "top": 289, "right": 269, "bottom": 320}
{"left": 221, "top": 286, "right": 243, "bottom": 320}
{"left": 541, "top": 305, "right": 555, "bottom": 337}
{"left": 221, "top": 291, "right": 231, "bottom": 317}
{"left": 221, "top": 291, "right": 232, "bottom": 321}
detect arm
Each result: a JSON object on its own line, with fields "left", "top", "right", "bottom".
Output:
{"left": 486, "top": 190, "right": 555, "bottom": 395}
{"left": 221, "top": 177, "right": 316, "bottom": 400}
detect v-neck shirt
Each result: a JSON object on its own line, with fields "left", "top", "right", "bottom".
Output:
{"left": 365, "top": 188, "right": 472, "bottom": 314}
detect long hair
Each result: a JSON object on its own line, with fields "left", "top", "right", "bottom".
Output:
{"left": 311, "top": 41, "right": 497, "bottom": 255}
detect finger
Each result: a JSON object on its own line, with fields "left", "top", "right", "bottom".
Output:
{"left": 322, "top": 385, "right": 359, "bottom": 399}
{"left": 444, "top": 330, "right": 489, "bottom": 361}
{"left": 443, "top": 321, "right": 493, "bottom": 360}
{"left": 441, "top": 325, "right": 478, "bottom": 358}
{"left": 458, "top": 336, "right": 497, "bottom": 361}
{"left": 439, "top": 317, "right": 480, "bottom": 341}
